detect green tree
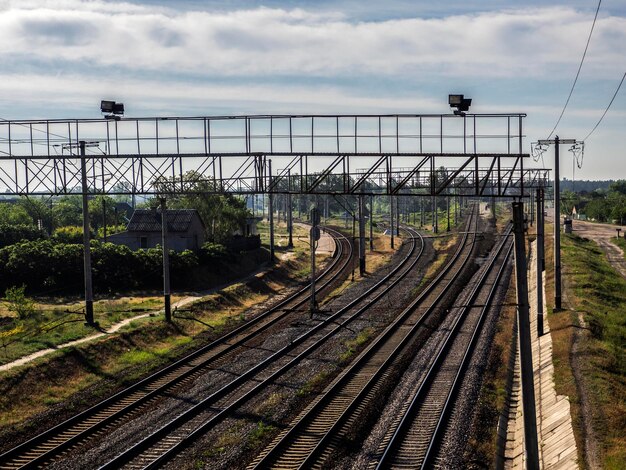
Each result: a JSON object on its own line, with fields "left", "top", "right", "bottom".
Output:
{"left": 88, "top": 195, "right": 117, "bottom": 232}
{"left": 52, "top": 196, "right": 82, "bottom": 227}
{"left": 17, "top": 197, "right": 54, "bottom": 232}
{"left": 609, "top": 180, "right": 626, "bottom": 195}
{"left": 585, "top": 199, "right": 610, "bottom": 222}
{"left": 0, "top": 203, "right": 32, "bottom": 226}
{"left": 163, "top": 172, "right": 251, "bottom": 243}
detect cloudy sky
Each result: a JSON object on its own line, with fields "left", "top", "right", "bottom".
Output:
{"left": 0, "top": 0, "right": 624, "bottom": 179}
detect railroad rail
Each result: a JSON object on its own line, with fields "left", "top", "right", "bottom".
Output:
{"left": 98, "top": 225, "right": 426, "bottom": 469}
{"left": 248, "top": 204, "right": 480, "bottom": 469}
{"left": 0, "top": 227, "right": 352, "bottom": 469}
{"left": 375, "top": 223, "right": 513, "bottom": 469}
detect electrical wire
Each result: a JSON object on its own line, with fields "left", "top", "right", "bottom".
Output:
{"left": 546, "top": 0, "right": 602, "bottom": 139}
{"left": 583, "top": 71, "right": 626, "bottom": 141}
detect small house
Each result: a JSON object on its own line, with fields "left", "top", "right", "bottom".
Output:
{"left": 108, "top": 208, "right": 205, "bottom": 251}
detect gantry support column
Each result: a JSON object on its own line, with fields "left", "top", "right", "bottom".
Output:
{"left": 390, "top": 195, "right": 395, "bottom": 249}
{"left": 161, "top": 197, "right": 171, "bottom": 322}
{"left": 287, "top": 192, "right": 294, "bottom": 248}
{"left": 513, "top": 200, "right": 540, "bottom": 470}
{"left": 369, "top": 194, "right": 374, "bottom": 251}
{"left": 359, "top": 194, "right": 366, "bottom": 275}
{"left": 268, "top": 159, "right": 275, "bottom": 262}
{"left": 537, "top": 187, "right": 545, "bottom": 336}
{"left": 79, "top": 141, "right": 94, "bottom": 325}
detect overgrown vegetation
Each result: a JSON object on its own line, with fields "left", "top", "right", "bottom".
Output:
{"left": 0, "top": 254, "right": 310, "bottom": 434}
{"left": 560, "top": 232, "right": 626, "bottom": 468}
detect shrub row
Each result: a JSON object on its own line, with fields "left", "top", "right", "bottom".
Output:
{"left": 0, "top": 239, "right": 233, "bottom": 294}
{"left": 0, "top": 224, "right": 47, "bottom": 248}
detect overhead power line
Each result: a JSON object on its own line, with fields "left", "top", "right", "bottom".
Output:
{"left": 546, "top": 0, "right": 602, "bottom": 139}
{"left": 583, "top": 71, "right": 626, "bottom": 141}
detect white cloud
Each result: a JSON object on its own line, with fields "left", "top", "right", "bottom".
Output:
{"left": 0, "top": 2, "right": 623, "bottom": 78}
{"left": 0, "top": 73, "right": 444, "bottom": 115}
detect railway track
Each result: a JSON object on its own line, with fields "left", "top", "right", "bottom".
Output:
{"left": 96, "top": 225, "right": 427, "bottom": 469}
{"left": 375, "top": 223, "right": 513, "bottom": 469}
{"left": 248, "top": 204, "right": 481, "bottom": 469}
{"left": 0, "top": 227, "right": 353, "bottom": 470}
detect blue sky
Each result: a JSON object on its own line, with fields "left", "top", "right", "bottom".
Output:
{"left": 0, "top": 0, "right": 624, "bottom": 179}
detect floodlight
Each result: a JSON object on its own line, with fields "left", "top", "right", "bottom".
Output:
{"left": 100, "top": 100, "right": 125, "bottom": 117}
{"left": 449, "top": 94, "right": 472, "bottom": 115}
{"left": 100, "top": 100, "right": 115, "bottom": 113}
{"left": 448, "top": 94, "right": 464, "bottom": 106}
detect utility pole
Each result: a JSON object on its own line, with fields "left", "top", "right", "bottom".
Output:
{"left": 79, "top": 141, "right": 94, "bottom": 325}
{"left": 512, "top": 200, "right": 540, "bottom": 470}
{"left": 538, "top": 136, "right": 577, "bottom": 310}
{"left": 161, "top": 197, "right": 171, "bottom": 322}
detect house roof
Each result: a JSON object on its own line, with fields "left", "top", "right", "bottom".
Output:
{"left": 126, "top": 209, "right": 203, "bottom": 233}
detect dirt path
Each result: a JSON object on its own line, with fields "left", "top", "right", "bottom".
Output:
{"left": 0, "top": 294, "right": 201, "bottom": 373}
{"left": 572, "top": 219, "right": 626, "bottom": 279}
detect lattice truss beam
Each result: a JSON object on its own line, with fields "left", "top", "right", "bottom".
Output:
{"left": 0, "top": 113, "right": 548, "bottom": 197}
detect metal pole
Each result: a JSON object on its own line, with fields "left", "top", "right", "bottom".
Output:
{"left": 310, "top": 211, "right": 318, "bottom": 316}
{"left": 161, "top": 198, "right": 171, "bottom": 322}
{"left": 359, "top": 194, "right": 366, "bottom": 275}
{"left": 102, "top": 197, "right": 107, "bottom": 242}
{"left": 446, "top": 195, "right": 450, "bottom": 231}
{"left": 369, "top": 194, "right": 374, "bottom": 251}
{"left": 390, "top": 195, "right": 395, "bottom": 249}
{"left": 287, "top": 193, "right": 293, "bottom": 248}
{"left": 80, "top": 141, "right": 94, "bottom": 325}
{"left": 554, "top": 136, "right": 562, "bottom": 310}
{"left": 512, "top": 201, "right": 540, "bottom": 470}
{"left": 537, "top": 188, "right": 545, "bottom": 336}
{"left": 530, "top": 190, "right": 535, "bottom": 227}
{"left": 454, "top": 188, "right": 458, "bottom": 226}
{"left": 268, "top": 159, "right": 275, "bottom": 261}
{"left": 433, "top": 195, "right": 438, "bottom": 233}
{"left": 396, "top": 196, "right": 400, "bottom": 237}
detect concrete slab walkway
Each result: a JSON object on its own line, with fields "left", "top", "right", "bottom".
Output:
{"left": 498, "top": 240, "right": 578, "bottom": 469}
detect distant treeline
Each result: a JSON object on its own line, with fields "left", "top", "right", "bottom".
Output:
{"left": 560, "top": 179, "right": 614, "bottom": 193}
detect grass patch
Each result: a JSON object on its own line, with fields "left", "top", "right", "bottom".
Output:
{"left": 339, "top": 327, "right": 375, "bottom": 363}
{"left": 297, "top": 370, "right": 330, "bottom": 397}
{"left": 200, "top": 423, "right": 243, "bottom": 460}
{"left": 559, "top": 232, "right": 626, "bottom": 468}
{"left": 247, "top": 420, "right": 276, "bottom": 450}
{"left": 0, "top": 295, "right": 179, "bottom": 366}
